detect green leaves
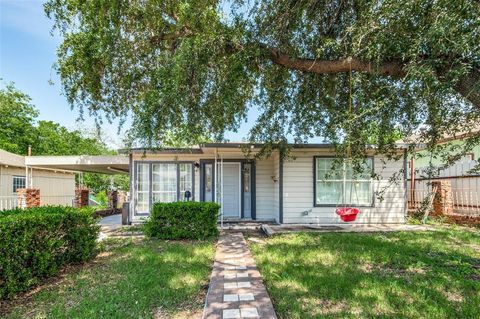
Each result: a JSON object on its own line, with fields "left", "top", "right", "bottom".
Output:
{"left": 45, "top": 0, "right": 480, "bottom": 165}
{"left": 0, "top": 83, "right": 38, "bottom": 155}
{"left": 0, "top": 206, "right": 99, "bottom": 299}
{"left": 144, "top": 201, "right": 220, "bottom": 240}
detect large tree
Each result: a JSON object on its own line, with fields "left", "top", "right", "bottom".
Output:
{"left": 0, "top": 82, "right": 129, "bottom": 191}
{"left": 0, "top": 84, "right": 38, "bottom": 155}
{"left": 45, "top": 0, "right": 480, "bottom": 160}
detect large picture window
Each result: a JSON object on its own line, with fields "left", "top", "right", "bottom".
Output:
{"left": 314, "top": 157, "right": 373, "bottom": 206}
{"left": 135, "top": 162, "right": 194, "bottom": 215}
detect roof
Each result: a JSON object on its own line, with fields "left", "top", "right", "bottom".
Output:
{"left": 121, "top": 142, "right": 408, "bottom": 153}
{"left": 25, "top": 155, "right": 129, "bottom": 174}
{"left": 399, "top": 124, "right": 480, "bottom": 146}
{"left": 0, "top": 149, "right": 26, "bottom": 167}
{"left": 121, "top": 147, "right": 204, "bottom": 155}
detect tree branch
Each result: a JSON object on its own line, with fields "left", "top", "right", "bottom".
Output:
{"left": 451, "top": 67, "right": 480, "bottom": 109}
{"left": 150, "top": 26, "right": 193, "bottom": 44}
{"left": 265, "top": 46, "right": 406, "bottom": 77}
{"left": 263, "top": 46, "right": 480, "bottom": 109}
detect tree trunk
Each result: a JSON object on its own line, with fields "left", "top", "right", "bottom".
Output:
{"left": 451, "top": 68, "right": 480, "bottom": 110}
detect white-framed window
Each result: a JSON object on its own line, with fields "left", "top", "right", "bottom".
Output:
{"left": 179, "top": 163, "right": 193, "bottom": 201}
{"left": 152, "top": 163, "right": 177, "bottom": 203}
{"left": 135, "top": 163, "right": 150, "bottom": 214}
{"left": 314, "top": 157, "right": 373, "bottom": 206}
{"left": 134, "top": 162, "right": 194, "bottom": 214}
{"left": 12, "top": 176, "right": 26, "bottom": 194}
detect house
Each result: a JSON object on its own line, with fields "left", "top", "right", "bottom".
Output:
{"left": 0, "top": 149, "right": 76, "bottom": 209}
{"left": 125, "top": 143, "right": 408, "bottom": 225}
{"left": 406, "top": 128, "right": 480, "bottom": 215}
{"left": 409, "top": 126, "right": 479, "bottom": 177}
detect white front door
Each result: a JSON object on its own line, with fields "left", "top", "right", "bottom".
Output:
{"left": 221, "top": 163, "right": 241, "bottom": 218}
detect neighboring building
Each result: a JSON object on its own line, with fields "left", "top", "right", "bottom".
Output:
{"left": 407, "top": 126, "right": 479, "bottom": 177}
{"left": 125, "top": 143, "right": 407, "bottom": 225}
{"left": 407, "top": 129, "right": 480, "bottom": 216}
{"left": 0, "top": 149, "right": 76, "bottom": 209}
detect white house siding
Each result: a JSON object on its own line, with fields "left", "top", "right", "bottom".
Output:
{"left": 0, "top": 166, "right": 23, "bottom": 197}
{"left": 32, "top": 169, "right": 76, "bottom": 206}
{"left": 0, "top": 166, "right": 75, "bottom": 207}
{"left": 282, "top": 150, "right": 406, "bottom": 224}
{"left": 255, "top": 155, "right": 276, "bottom": 221}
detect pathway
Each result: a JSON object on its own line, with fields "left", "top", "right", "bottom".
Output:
{"left": 202, "top": 232, "right": 277, "bottom": 319}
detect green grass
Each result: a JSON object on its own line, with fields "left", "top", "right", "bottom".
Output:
{"left": 3, "top": 238, "right": 215, "bottom": 319}
{"left": 249, "top": 227, "right": 480, "bottom": 319}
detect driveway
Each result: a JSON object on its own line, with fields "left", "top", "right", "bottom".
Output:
{"left": 98, "top": 214, "right": 122, "bottom": 241}
{"left": 99, "top": 214, "right": 122, "bottom": 227}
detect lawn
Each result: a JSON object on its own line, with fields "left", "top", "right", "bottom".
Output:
{"left": 2, "top": 238, "right": 215, "bottom": 319}
{"left": 249, "top": 227, "right": 480, "bottom": 319}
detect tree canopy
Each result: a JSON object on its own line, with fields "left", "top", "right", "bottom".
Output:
{"left": 45, "top": 0, "right": 480, "bottom": 161}
{"left": 0, "top": 82, "right": 128, "bottom": 191}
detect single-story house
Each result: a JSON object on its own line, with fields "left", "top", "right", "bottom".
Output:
{"left": 0, "top": 149, "right": 76, "bottom": 209}
{"left": 125, "top": 143, "right": 407, "bottom": 225}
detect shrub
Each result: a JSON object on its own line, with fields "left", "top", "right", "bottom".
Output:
{"left": 144, "top": 202, "right": 220, "bottom": 240}
{"left": 0, "top": 206, "right": 99, "bottom": 299}
{"left": 94, "top": 190, "right": 108, "bottom": 207}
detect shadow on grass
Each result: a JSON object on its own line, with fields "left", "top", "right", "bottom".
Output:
{"left": 4, "top": 238, "right": 215, "bottom": 319}
{"left": 250, "top": 229, "right": 480, "bottom": 319}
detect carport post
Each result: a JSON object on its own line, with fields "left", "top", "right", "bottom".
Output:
{"left": 220, "top": 154, "right": 224, "bottom": 229}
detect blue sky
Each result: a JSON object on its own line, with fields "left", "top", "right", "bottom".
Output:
{"left": 0, "top": 0, "right": 253, "bottom": 147}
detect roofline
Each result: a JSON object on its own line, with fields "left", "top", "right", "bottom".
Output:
{"left": 119, "top": 148, "right": 204, "bottom": 154}
{"left": 121, "top": 142, "right": 409, "bottom": 153}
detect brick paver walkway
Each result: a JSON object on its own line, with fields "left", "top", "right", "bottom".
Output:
{"left": 202, "top": 232, "right": 277, "bottom": 319}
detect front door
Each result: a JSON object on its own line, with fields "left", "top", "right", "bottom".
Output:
{"left": 222, "top": 163, "right": 241, "bottom": 218}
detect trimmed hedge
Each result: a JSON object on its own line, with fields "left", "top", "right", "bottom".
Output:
{"left": 144, "top": 202, "right": 220, "bottom": 239}
{"left": 0, "top": 206, "right": 99, "bottom": 299}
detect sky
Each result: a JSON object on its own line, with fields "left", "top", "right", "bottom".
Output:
{"left": 0, "top": 0, "right": 253, "bottom": 148}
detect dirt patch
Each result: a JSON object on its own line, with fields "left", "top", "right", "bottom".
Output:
{"left": 270, "top": 225, "right": 343, "bottom": 232}
{"left": 153, "top": 281, "right": 208, "bottom": 319}
{"left": 299, "top": 298, "right": 363, "bottom": 316}
{"left": 0, "top": 261, "right": 90, "bottom": 316}
{"left": 0, "top": 240, "right": 127, "bottom": 316}
{"left": 358, "top": 263, "right": 426, "bottom": 278}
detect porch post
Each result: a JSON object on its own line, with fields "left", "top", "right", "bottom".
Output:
{"left": 220, "top": 153, "right": 224, "bottom": 229}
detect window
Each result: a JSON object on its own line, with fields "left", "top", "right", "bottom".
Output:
{"left": 179, "top": 163, "right": 193, "bottom": 201}
{"left": 243, "top": 163, "right": 252, "bottom": 218}
{"left": 314, "top": 157, "right": 373, "bottom": 206}
{"left": 135, "top": 164, "right": 150, "bottom": 214}
{"left": 135, "top": 162, "right": 194, "bottom": 214}
{"left": 204, "top": 163, "right": 214, "bottom": 202}
{"left": 152, "top": 163, "right": 177, "bottom": 203}
{"left": 12, "top": 176, "right": 26, "bottom": 194}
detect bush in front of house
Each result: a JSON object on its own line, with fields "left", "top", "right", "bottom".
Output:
{"left": 144, "top": 202, "right": 220, "bottom": 240}
{"left": 0, "top": 206, "right": 99, "bottom": 299}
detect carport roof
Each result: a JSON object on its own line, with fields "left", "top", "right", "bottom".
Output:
{"left": 25, "top": 155, "right": 129, "bottom": 174}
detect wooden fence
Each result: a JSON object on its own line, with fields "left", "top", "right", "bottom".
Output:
{"left": 407, "top": 175, "right": 480, "bottom": 217}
